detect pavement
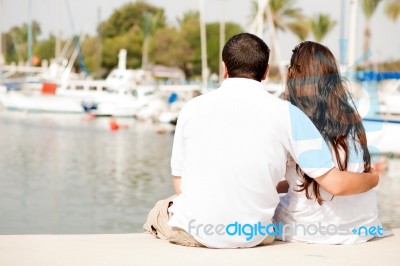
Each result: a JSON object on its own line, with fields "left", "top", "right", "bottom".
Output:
{"left": 0, "top": 229, "right": 398, "bottom": 266}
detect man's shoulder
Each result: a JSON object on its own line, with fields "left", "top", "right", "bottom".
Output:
{"left": 182, "top": 89, "right": 221, "bottom": 110}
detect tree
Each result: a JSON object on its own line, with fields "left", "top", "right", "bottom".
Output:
{"left": 205, "top": 22, "right": 243, "bottom": 75}
{"left": 385, "top": 0, "right": 400, "bottom": 21}
{"left": 34, "top": 35, "right": 56, "bottom": 63}
{"left": 100, "top": 1, "right": 165, "bottom": 39}
{"left": 251, "top": 0, "right": 304, "bottom": 33}
{"left": 360, "top": 0, "right": 383, "bottom": 53}
{"left": 99, "top": 1, "right": 166, "bottom": 71}
{"left": 150, "top": 27, "right": 193, "bottom": 76}
{"left": 309, "top": 14, "right": 336, "bottom": 42}
{"left": 102, "top": 27, "right": 143, "bottom": 70}
{"left": 81, "top": 36, "right": 100, "bottom": 74}
{"left": 3, "top": 21, "right": 41, "bottom": 63}
{"left": 173, "top": 11, "right": 243, "bottom": 78}
{"left": 287, "top": 17, "right": 310, "bottom": 41}
{"left": 178, "top": 11, "right": 202, "bottom": 77}
{"left": 250, "top": 0, "right": 305, "bottom": 77}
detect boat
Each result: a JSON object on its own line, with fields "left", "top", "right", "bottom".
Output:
{"left": 0, "top": 50, "right": 158, "bottom": 117}
{"left": 350, "top": 78, "right": 400, "bottom": 154}
{"left": 135, "top": 84, "right": 201, "bottom": 123}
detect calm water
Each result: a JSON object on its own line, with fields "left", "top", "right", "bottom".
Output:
{"left": 0, "top": 111, "right": 174, "bottom": 234}
{"left": 0, "top": 111, "right": 399, "bottom": 234}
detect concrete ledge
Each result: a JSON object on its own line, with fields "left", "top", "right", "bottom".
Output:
{"left": 0, "top": 230, "right": 398, "bottom": 266}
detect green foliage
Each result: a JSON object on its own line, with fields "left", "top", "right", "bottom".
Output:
{"left": 3, "top": 21, "right": 41, "bottom": 63}
{"left": 173, "top": 11, "right": 243, "bottom": 78}
{"left": 102, "top": 27, "right": 143, "bottom": 70}
{"left": 361, "top": 0, "right": 383, "bottom": 21}
{"left": 33, "top": 35, "right": 56, "bottom": 62}
{"left": 81, "top": 37, "right": 100, "bottom": 74}
{"left": 287, "top": 18, "right": 310, "bottom": 41}
{"left": 178, "top": 11, "right": 201, "bottom": 77}
{"left": 385, "top": 0, "right": 400, "bottom": 21}
{"left": 205, "top": 22, "right": 243, "bottom": 75}
{"left": 99, "top": 1, "right": 166, "bottom": 71}
{"left": 360, "top": 0, "right": 383, "bottom": 54}
{"left": 100, "top": 1, "right": 165, "bottom": 39}
{"left": 150, "top": 27, "right": 193, "bottom": 76}
{"left": 309, "top": 14, "right": 336, "bottom": 42}
{"left": 377, "top": 59, "right": 400, "bottom": 71}
{"left": 250, "top": 0, "right": 304, "bottom": 32}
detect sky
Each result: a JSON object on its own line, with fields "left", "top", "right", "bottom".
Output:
{"left": 1, "top": 0, "right": 400, "bottom": 63}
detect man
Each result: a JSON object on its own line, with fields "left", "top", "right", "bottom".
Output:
{"left": 144, "top": 33, "right": 379, "bottom": 248}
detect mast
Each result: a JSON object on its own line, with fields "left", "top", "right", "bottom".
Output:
{"left": 199, "top": 0, "right": 209, "bottom": 89}
{"left": 55, "top": 0, "right": 62, "bottom": 58}
{"left": 251, "top": 0, "right": 285, "bottom": 82}
{"left": 218, "top": 0, "right": 226, "bottom": 83}
{"left": 348, "top": 0, "right": 359, "bottom": 69}
{"left": 27, "top": 0, "right": 33, "bottom": 66}
{"left": 141, "top": 12, "right": 151, "bottom": 70}
{"left": 0, "top": 0, "right": 4, "bottom": 65}
{"left": 339, "top": 0, "right": 347, "bottom": 68}
{"left": 96, "top": 6, "right": 102, "bottom": 78}
{"left": 265, "top": 0, "right": 285, "bottom": 82}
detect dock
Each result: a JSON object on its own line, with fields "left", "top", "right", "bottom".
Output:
{"left": 0, "top": 229, "right": 398, "bottom": 266}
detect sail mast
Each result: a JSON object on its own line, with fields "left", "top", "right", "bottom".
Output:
{"left": 55, "top": 0, "right": 62, "bottom": 58}
{"left": 218, "top": 0, "right": 226, "bottom": 83}
{"left": 265, "top": 0, "right": 285, "bottom": 82}
{"left": 0, "top": 0, "right": 3, "bottom": 64}
{"left": 348, "top": 0, "right": 359, "bottom": 69}
{"left": 28, "top": 0, "right": 33, "bottom": 66}
{"left": 199, "top": 0, "right": 209, "bottom": 89}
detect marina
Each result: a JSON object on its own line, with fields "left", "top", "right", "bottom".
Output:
{"left": 0, "top": 0, "right": 399, "bottom": 263}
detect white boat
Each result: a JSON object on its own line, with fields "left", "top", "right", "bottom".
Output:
{"left": 135, "top": 84, "right": 201, "bottom": 123}
{"left": 0, "top": 50, "right": 157, "bottom": 117}
{"left": 352, "top": 80, "right": 400, "bottom": 154}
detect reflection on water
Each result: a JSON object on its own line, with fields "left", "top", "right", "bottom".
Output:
{"left": 376, "top": 157, "right": 400, "bottom": 229}
{"left": 0, "top": 112, "right": 174, "bottom": 234}
{"left": 0, "top": 111, "right": 398, "bottom": 234}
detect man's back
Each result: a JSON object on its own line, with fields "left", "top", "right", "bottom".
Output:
{"left": 168, "top": 78, "right": 294, "bottom": 248}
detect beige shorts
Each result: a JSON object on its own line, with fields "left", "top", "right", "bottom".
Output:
{"left": 143, "top": 195, "right": 203, "bottom": 247}
{"left": 143, "top": 195, "right": 274, "bottom": 248}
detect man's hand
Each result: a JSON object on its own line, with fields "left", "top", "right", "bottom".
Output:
{"left": 276, "top": 180, "right": 289, "bottom": 194}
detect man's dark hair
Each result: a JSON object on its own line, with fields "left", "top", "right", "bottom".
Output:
{"left": 222, "top": 33, "right": 270, "bottom": 82}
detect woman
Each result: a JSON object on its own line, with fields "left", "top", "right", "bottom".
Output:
{"left": 273, "top": 41, "right": 383, "bottom": 244}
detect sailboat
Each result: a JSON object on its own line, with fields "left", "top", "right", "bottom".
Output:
{"left": 0, "top": 49, "right": 158, "bottom": 117}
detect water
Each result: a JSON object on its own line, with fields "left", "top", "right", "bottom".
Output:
{"left": 0, "top": 111, "right": 399, "bottom": 234}
{"left": 0, "top": 111, "right": 174, "bottom": 234}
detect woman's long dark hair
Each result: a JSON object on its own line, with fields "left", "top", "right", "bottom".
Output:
{"left": 286, "top": 41, "right": 371, "bottom": 204}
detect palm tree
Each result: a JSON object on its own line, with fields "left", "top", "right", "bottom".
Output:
{"left": 309, "top": 14, "right": 337, "bottom": 42}
{"left": 287, "top": 17, "right": 310, "bottom": 41}
{"left": 250, "top": 0, "right": 304, "bottom": 33}
{"left": 250, "top": 0, "right": 305, "bottom": 80}
{"left": 385, "top": 0, "right": 400, "bottom": 21}
{"left": 360, "top": 0, "right": 383, "bottom": 53}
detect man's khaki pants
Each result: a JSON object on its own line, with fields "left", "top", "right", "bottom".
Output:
{"left": 143, "top": 195, "right": 274, "bottom": 248}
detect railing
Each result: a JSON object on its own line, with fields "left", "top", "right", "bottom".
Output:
{"left": 63, "top": 79, "right": 109, "bottom": 92}
{"left": 0, "top": 64, "right": 48, "bottom": 74}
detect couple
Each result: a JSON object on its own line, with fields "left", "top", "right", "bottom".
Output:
{"left": 144, "top": 33, "right": 383, "bottom": 248}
